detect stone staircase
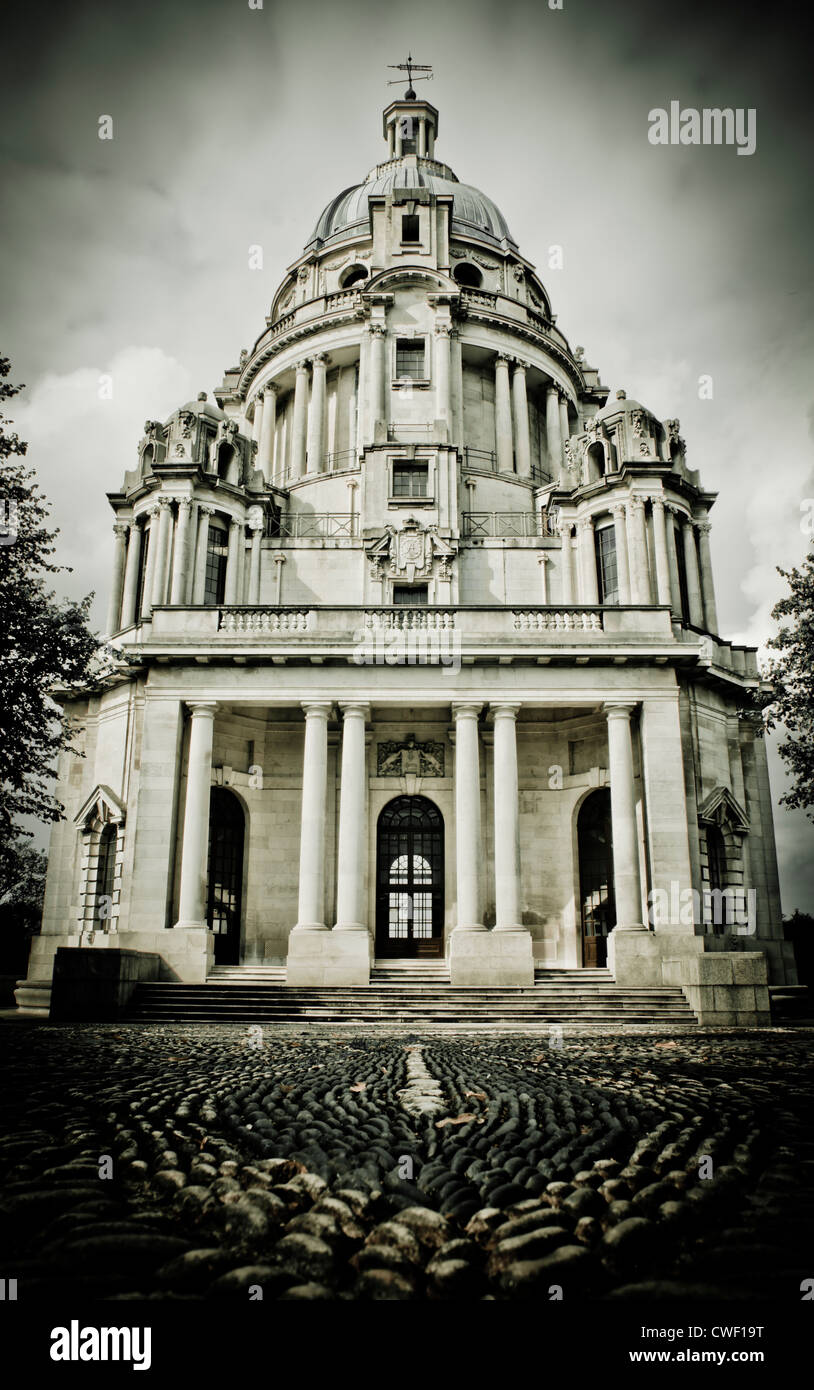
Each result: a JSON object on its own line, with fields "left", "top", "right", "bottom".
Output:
{"left": 125, "top": 960, "right": 698, "bottom": 1028}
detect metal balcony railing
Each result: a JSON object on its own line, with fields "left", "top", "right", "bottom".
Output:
{"left": 277, "top": 512, "right": 358, "bottom": 539}
{"left": 462, "top": 511, "right": 543, "bottom": 538}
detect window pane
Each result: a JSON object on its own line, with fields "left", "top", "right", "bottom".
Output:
{"left": 204, "top": 526, "right": 229, "bottom": 605}
{"left": 395, "top": 341, "right": 425, "bottom": 378}
{"left": 401, "top": 214, "right": 420, "bottom": 242}
{"left": 594, "top": 525, "right": 619, "bottom": 605}
{"left": 393, "top": 585, "right": 428, "bottom": 605}
{"left": 392, "top": 464, "right": 428, "bottom": 498}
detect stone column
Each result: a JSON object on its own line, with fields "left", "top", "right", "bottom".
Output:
{"left": 558, "top": 521, "right": 575, "bottom": 603}
{"left": 291, "top": 361, "right": 309, "bottom": 478}
{"left": 537, "top": 553, "right": 550, "bottom": 603}
{"left": 649, "top": 496, "right": 672, "bottom": 607}
{"left": 252, "top": 391, "right": 264, "bottom": 453}
{"left": 175, "top": 701, "right": 217, "bottom": 929}
{"left": 696, "top": 520, "right": 719, "bottom": 632}
{"left": 512, "top": 361, "right": 531, "bottom": 478}
{"left": 417, "top": 116, "right": 427, "bottom": 157}
{"left": 191, "top": 505, "right": 214, "bottom": 605}
{"left": 334, "top": 702, "right": 370, "bottom": 932}
{"left": 558, "top": 392, "right": 570, "bottom": 461}
{"left": 307, "top": 355, "right": 327, "bottom": 472}
{"left": 452, "top": 702, "right": 485, "bottom": 931}
{"left": 611, "top": 503, "right": 631, "bottom": 603}
{"left": 169, "top": 497, "right": 192, "bottom": 605}
{"left": 682, "top": 518, "right": 705, "bottom": 626}
{"left": 494, "top": 354, "right": 513, "bottom": 473}
{"left": 119, "top": 521, "right": 143, "bottom": 630}
{"left": 150, "top": 497, "right": 173, "bottom": 609}
{"left": 450, "top": 330, "right": 463, "bottom": 446}
{"left": 604, "top": 702, "right": 645, "bottom": 931}
{"left": 140, "top": 506, "right": 160, "bottom": 619}
{"left": 545, "top": 385, "right": 563, "bottom": 482}
{"left": 370, "top": 326, "right": 386, "bottom": 434}
{"left": 293, "top": 702, "right": 332, "bottom": 932}
{"left": 273, "top": 551, "right": 286, "bottom": 604}
{"left": 105, "top": 523, "right": 129, "bottom": 635}
{"left": 665, "top": 504, "right": 683, "bottom": 621}
{"left": 628, "top": 495, "right": 652, "bottom": 604}
{"left": 576, "top": 516, "right": 599, "bottom": 604}
{"left": 224, "top": 518, "right": 242, "bottom": 606}
{"left": 259, "top": 386, "right": 277, "bottom": 480}
{"left": 248, "top": 521, "right": 262, "bottom": 604}
{"left": 435, "top": 326, "right": 451, "bottom": 431}
{"left": 492, "top": 704, "right": 525, "bottom": 931}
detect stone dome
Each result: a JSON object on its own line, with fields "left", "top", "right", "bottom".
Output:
{"left": 175, "top": 392, "right": 225, "bottom": 422}
{"left": 306, "top": 161, "right": 518, "bottom": 252}
{"left": 596, "top": 389, "right": 657, "bottom": 421}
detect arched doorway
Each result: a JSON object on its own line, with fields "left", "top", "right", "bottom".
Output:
{"left": 577, "top": 788, "right": 615, "bottom": 967}
{"left": 376, "top": 796, "right": 444, "bottom": 958}
{"left": 207, "top": 788, "right": 244, "bottom": 965}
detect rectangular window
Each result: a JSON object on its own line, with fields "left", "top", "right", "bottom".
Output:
{"left": 204, "top": 525, "right": 229, "bottom": 606}
{"left": 393, "top": 584, "right": 428, "bottom": 605}
{"left": 395, "top": 339, "right": 425, "bottom": 379}
{"left": 674, "top": 523, "right": 691, "bottom": 624}
{"left": 401, "top": 213, "right": 420, "bottom": 243}
{"left": 391, "top": 462, "right": 429, "bottom": 499}
{"left": 595, "top": 525, "right": 619, "bottom": 605}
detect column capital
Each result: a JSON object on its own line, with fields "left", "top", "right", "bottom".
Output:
{"left": 495, "top": 352, "right": 511, "bottom": 367}
{"left": 310, "top": 352, "right": 327, "bottom": 367}
{"left": 338, "top": 701, "right": 370, "bottom": 720}
{"left": 272, "top": 551, "right": 287, "bottom": 565}
{"left": 603, "top": 700, "right": 638, "bottom": 720}
{"left": 157, "top": 495, "right": 172, "bottom": 510}
{"left": 186, "top": 700, "right": 218, "bottom": 718}
{"left": 198, "top": 503, "right": 216, "bottom": 517}
{"left": 113, "top": 522, "right": 128, "bottom": 539}
{"left": 665, "top": 501, "right": 684, "bottom": 517}
{"left": 228, "top": 516, "right": 243, "bottom": 531}
{"left": 265, "top": 379, "right": 278, "bottom": 397}
{"left": 301, "top": 700, "right": 332, "bottom": 719}
{"left": 649, "top": 494, "right": 666, "bottom": 512}
{"left": 369, "top": 324, "right": 386, "bottom": 338}
{"left": 434, "top": 324, "right": 451, "bottom": 339}
{"left": 295, "top": 358, "right": 310, "bottom": 373}
{"left": 490, "top": 702, "right": 522, "bottom": 719}
{"left": 176, "top": 496, "right": 193, "bottom": 512}
{"left": 627, "top": 493, "right": 646, "bottom": 515}
{"left": 536, "top": 553, "right": 549, "bottom": 566}
{"left": 512, "top": 358, "right": 529, "bottom": 374}
{"left": 575, "top": 514, "right": 595, "bottom": 535}
{"left": 696, "top": 520, "right": 711, "bottom": 535}
{"left": 556, "top": 518, "right": 573, "bottom": 539}
{"left": 611, "top": 501, "right": 627, "bottom": 520}
{"left": 451, "top": 701, "right": 483, "bottom": 720}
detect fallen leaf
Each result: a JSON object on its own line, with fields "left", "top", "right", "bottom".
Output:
{"left": 435, "top": 1113, "right": 476, "bottom": 1127}
{"left": 350, "top": 1082, "right": 366, "bottom": 1092}
{"left": 654, "top": 1041, "right": 678, "bottom": 1049}
{"left": 464, "top": 1090, "right": 487, "bottom": 1100}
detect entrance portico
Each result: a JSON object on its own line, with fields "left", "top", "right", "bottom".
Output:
{"left": 148, "top": 679, "right": 699, "bottom": 988}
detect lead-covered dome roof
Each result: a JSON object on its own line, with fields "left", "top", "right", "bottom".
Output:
{"left": 306, "top": 162, "right": 518, "bottom": 252}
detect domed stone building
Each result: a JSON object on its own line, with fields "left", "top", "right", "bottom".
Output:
{"left": 17, "top": 88, "right": 795, "bottom": 1022}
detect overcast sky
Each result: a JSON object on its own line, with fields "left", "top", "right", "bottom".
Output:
{"left": 2, "top": 0, "right": 813, "bottom": 912}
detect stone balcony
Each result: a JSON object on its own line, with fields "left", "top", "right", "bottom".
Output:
{"left": 135, "top": 603, "right": 702, "bottom": 669}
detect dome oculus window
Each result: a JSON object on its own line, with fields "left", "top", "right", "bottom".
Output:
{"left": 339, "top": 263, "right": 368, "bottom": 289}
{"left": 453, "top": 262, "right": 483, "bottom": 289}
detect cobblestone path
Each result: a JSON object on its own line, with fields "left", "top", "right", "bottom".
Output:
{"left": 1, "top": 1023, "right": 812, "bottom": 1300}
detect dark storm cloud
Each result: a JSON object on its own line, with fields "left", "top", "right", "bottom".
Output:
{"left": 1, "top": 0, "right": 812, "bottom": 908}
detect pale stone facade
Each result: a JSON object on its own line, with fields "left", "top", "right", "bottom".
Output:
{"left": 16, "top": 91, "right": 795, "bottom": 1022}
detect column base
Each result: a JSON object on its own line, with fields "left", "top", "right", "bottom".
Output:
{"left": 607, "top": 926, "right": 663, "bottom": 986}
{"left": 449, "top": 928, "right": 534, "bottom": 986}
{"left": 286, "top": 928, "right": 371, "bottom": 986}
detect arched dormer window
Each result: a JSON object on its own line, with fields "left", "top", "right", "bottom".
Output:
{"left": 339, "top": 264, "right": 368, "bottom": 289}
{"left": 204, "top": 519, "right": 229, "bottom": 605}
{"left": 586, "top": 441, "right": 605, "bottom": 484}
{"left": 217, "top": 443, "right": 240, "bottom": 485}
{"left": 453, "top": 262, "right": 483, "bottom": 289}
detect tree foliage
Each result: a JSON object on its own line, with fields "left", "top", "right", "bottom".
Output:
{"left": 763, "top": 554, "right": 814, "bottom": 819}
{"left": 0, "top": 355, "right": 100, "bottom": 862}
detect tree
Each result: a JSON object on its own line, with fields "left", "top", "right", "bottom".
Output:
{"left": 0, "top": 355, "right": 100, "bottom": 879}
{"left": 763, "top": 553, "right": 814, "bottom": 819}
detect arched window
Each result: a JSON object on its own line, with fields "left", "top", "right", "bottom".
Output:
{"left": 585, "top": 441, "right": 605, "bottom": 483}
{"left": 595, "top": 524, "right": 619, "bottom": 604}
{"left": 207, "top": 788, "right": 244, "bottom": 965}
{"left": 339, "top": 264, "right": 368, "bottom": 289}
{"left": 453, "top": 262, "right": 483, "bottom": 289}
{"left": 204, "top": 520, "right": 229, "bottom": 606}
{"left": 577, "top": 789, "right": 615, "bottom": 967}
{"left": 376, "top": 795, "right": 444, "bottom": 958}
{"left": 95, "top": 825, "right": 117, "bottom": 926}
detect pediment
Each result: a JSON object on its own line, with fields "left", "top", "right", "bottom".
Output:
{"left": 74, "top": 784, "right": 126, "bottom": 830}
{"left": 698, "top": 784, "right": 749, "bottom": 832}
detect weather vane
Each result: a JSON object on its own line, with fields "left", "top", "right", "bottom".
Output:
{"left": 388, "top": 53, "right": 433, "bottom": 99}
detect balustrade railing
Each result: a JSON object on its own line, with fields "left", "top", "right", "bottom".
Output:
{"left": 277, "top": 512, "right": 358, "bottom": 539}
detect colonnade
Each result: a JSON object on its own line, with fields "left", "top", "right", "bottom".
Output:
{"left": 170, "top": 699, "right": 647, "bottom": 946}
{"left": 558, "top": 497, "right": 717, "bottom": 627}
{"left": 108, "top": 500, "right": 264, "bottom": 633}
